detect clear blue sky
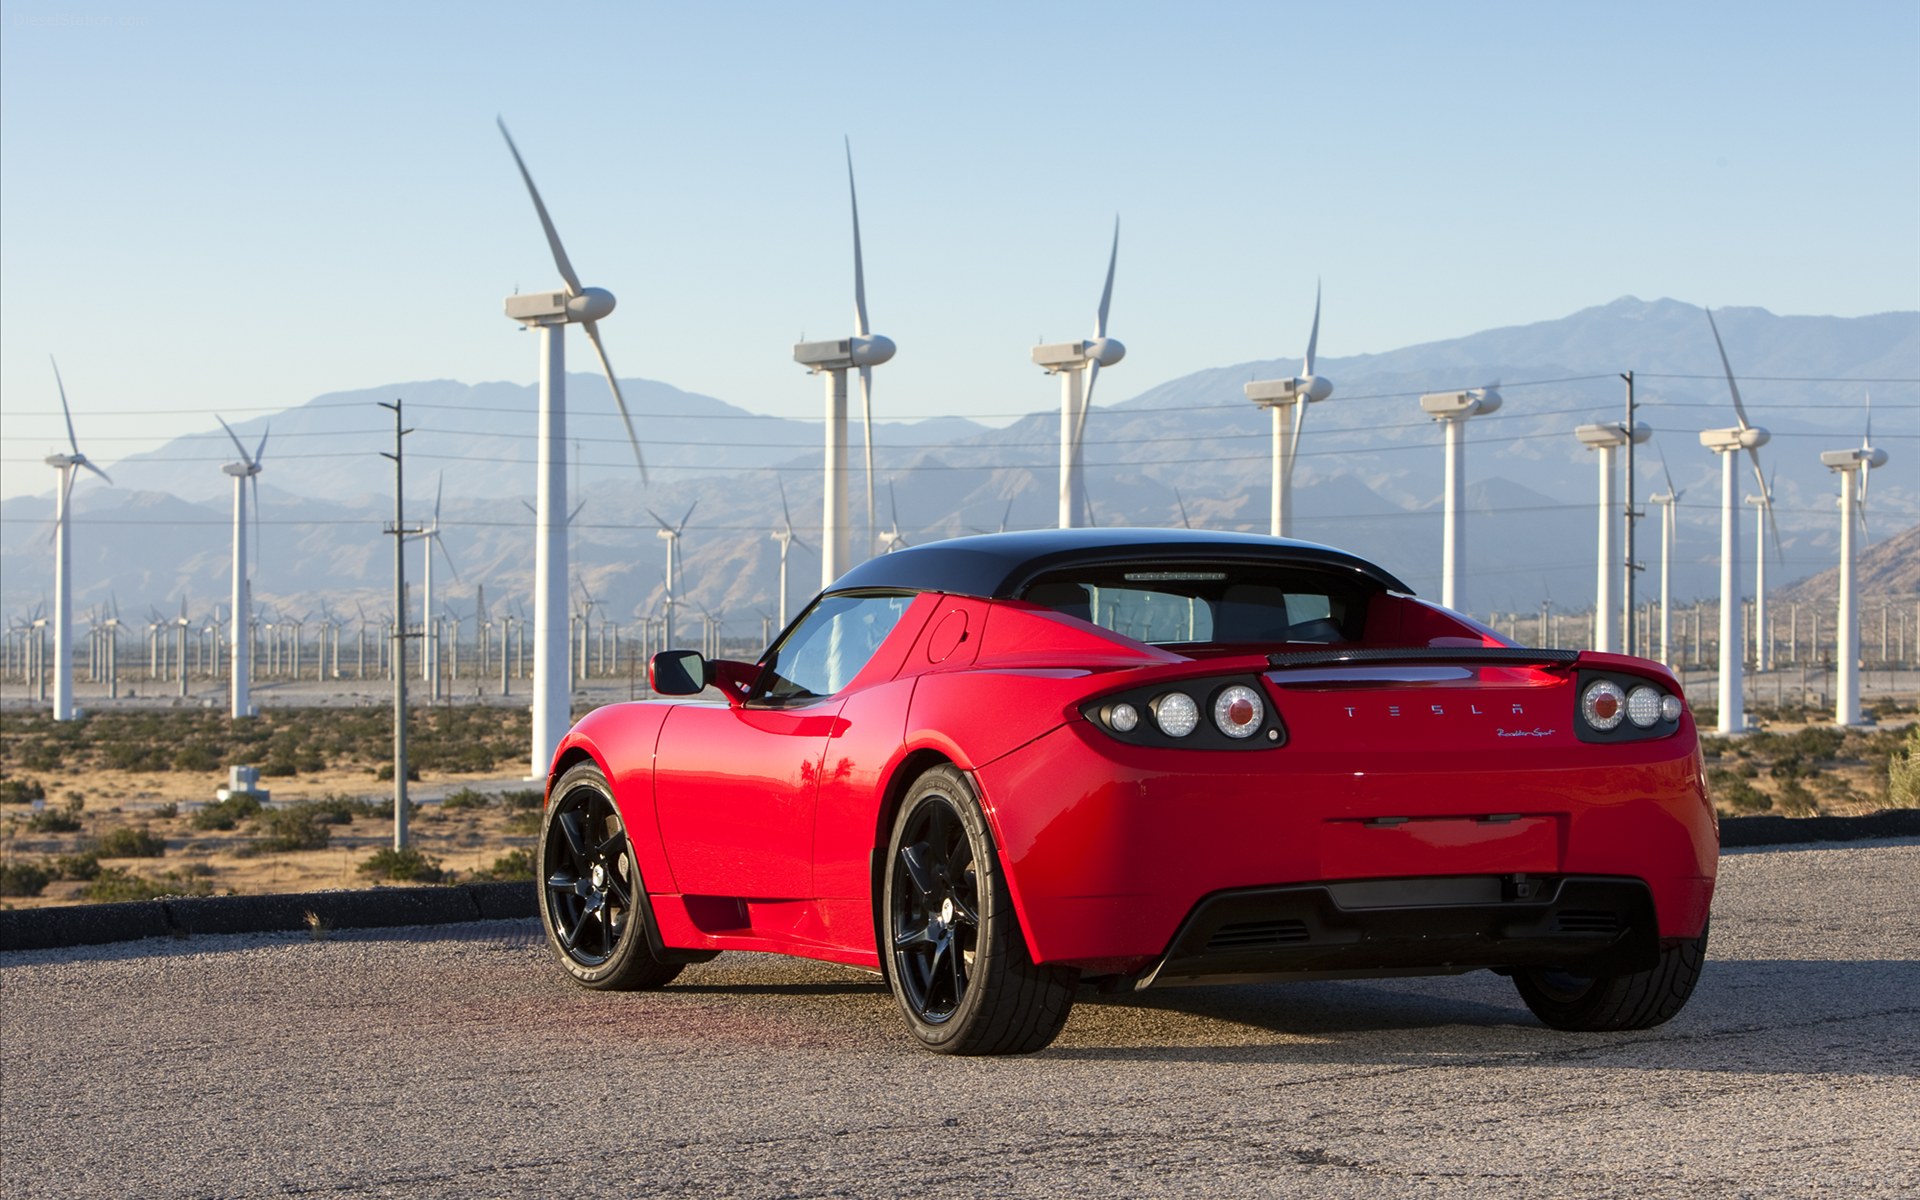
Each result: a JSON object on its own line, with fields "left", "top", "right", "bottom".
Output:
{"left": 2, "top": 0, "right": 1915, "bottom": 499}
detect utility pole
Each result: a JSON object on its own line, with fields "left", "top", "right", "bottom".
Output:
{"left": 379, "top": 400, "right": 419, "bottom": 851}
{"left": 1621, "top": 370, "right": 1640, "bottom": 657}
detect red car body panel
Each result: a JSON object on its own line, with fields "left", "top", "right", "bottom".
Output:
{"left": 551, "top": 531, "right": 1717, "bottom": 984}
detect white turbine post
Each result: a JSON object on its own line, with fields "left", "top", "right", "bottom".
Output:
{"left": 43, "top": 359, "right": 110, "bottom": 721}
{"left": 1575, "top": 422, "right": 1650, "bottom": 653}
{"left": 1245, "top": 282, "right": 1332, "bottom": 538}
{"left": 498, "top": 120, "right": 648, "bottom": 781}
{"left": 648, "top": 503, "right": 695, "bottom": 653}
{"left": 1700, "top": 308, "right": 1775, "bottom": 735}
{"left": 1822, "top": 421, "right": 1888, "bottom": 727}
{"left": 1418, "top": 386, "right": 1502, "bottom": 612}
{"left": 216, "top": 418, "right": 267, "bottom": 718}
{"left": 1033, "top": 217, "right": 1123, "bottom": 530}
{"left": 794, "top": 140, "right": 895, "bottom": 588}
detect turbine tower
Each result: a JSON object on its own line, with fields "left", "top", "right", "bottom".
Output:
{"left": 216, "top": 417, "right": 267, "bottom": 717}
{"left": 1820, "top": 400, "right": 1888, "bottom": 727}
{"left": 1574, "top": 420, "right": 1650, "bottom": 653}
{"left": 793, "top": 139, "right": 895, "bottom": 588}
{"left": 44, "top": 358, "right": 111, "bottom": 721}
{"left": 648, "top": 502, "right": 695, "bottom": 654}
{"left": 1244, "top": 282, "right": 1333, "bottom": 538}
{"left": 1417, "top": 385, "right": 1502, "bottom": 612}
{"left": 1698, "top": 308, "right": 1773, "bottom": 735}
{"left": 1744, "top": 467, "right": 1780, "bottom": 671}
{"left": 409, "top": 473, "right": 459, "bottom": 701}
{"left": 497, "top": 119, "right": 648, "bottom": 780}
{"left": 1648, "top": 448, "right": 1686, "bottom": 667}
{"left": 769, "top": 479, "right": 808, "bottom": 628}
{"left": 1032, "top": 218, "right": 1124, "bottom": 529}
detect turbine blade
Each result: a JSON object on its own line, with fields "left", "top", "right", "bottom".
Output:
{"left": 254, "top": 427, "right": 270, "bottom": 465}
{"left": 1076, "top": 360, "right": 1098, "bottom": 450}
{"left": 1000, "top": 497, "right": 1013, "bottom": 533}
{"left": 646, "top": 507, "right": 671, "bottom": 531}
{"left": 859, "top": 364, "right": 875, "bottom": 554}
{"left": 1704, "top": 308, "right": 1754, "bottom": 431}
{"left": 1657, "top": 442, "right": 1678, "bottom": 502}
{"left": 1174, "top": 486, "right": 1191, "bottom": 529}
{"left": 496, "top": 117, "right": 583, "bottom": 296}
{"left": 250, "top": 474, "right": 262, "bottom": 574}
{"left": 677, "top": 499, "right": 697, "bottom": 535}
{"left": 1304, "top": 279, "right": 1322, "bottom": 377}
{"left": 1744, "top": 445, "right": 1782, "bottom": 558}
{"left": 80, "top": 459, "right": 112, "bottom": 485}
{"left": 847, "top": 137, "right": 869, "bottom": 338}
{"left": 434, "top": 471, "right": 444, "bottom": 522}
{"left": 1094, "top": 215, "right": 1119, "bottom": 339}
{"left": 50, "top": 356, "right": 79, "bottom": 456}
{"left": 582, "top": 320, "right": 647, "bottom": 483}
{"left": 778, "top": 477, "right": 795, "bottom": 534}
{"left": 434, "top": 531, "right": 462, "bottom": 583}
{"left": 216, "top": 415, "right": 253, "bottom": 465}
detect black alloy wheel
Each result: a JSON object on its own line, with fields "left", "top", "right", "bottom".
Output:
{"left": 537, "top": 762, "right": 682, "bottom": 990}
{"left": 882, "top": 765, "right": 1077, "bottom": 1054}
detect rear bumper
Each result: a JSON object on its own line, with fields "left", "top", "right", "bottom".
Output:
{"left": 1140, "top": 874, "right": 1659, "bottom": 988}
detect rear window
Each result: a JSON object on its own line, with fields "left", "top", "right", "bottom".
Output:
{"left": 1017, "top": 563, "right": 1373, "bottom": 647}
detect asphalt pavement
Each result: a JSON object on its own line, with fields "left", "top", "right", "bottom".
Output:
{"left": 3, "top": 840, "right": 1915, "bottom": 1199}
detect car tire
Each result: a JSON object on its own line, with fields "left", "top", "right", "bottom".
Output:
{"left": 882, "top": 765, "right": 1077, "bottom": 1055}
{"left": 1514, "top": 922, "right": 1708, "bottom": 1031}
{"left": 537, "top": 761, "right": 683, "bottom": 991}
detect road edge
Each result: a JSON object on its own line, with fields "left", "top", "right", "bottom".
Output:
{"left": 5, "top": 810, "right": 1918, "bottom": 953}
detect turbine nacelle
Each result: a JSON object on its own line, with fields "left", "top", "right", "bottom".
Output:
{"left": 221, "top": 462, "right": 261, "bottom": 479}
{"left": 504, "top": 286, "right": 615, "bottom": 326}
{"left": 1700, "top": 426, "right": 1769, "bottom": 453}
{"left": 1574, "top": 421, "right": 1652, "bottom": 449}
{"left": 1420, "top": 387, "right": 1501, "bottom": 419}
{"left": 1030, "top": 338, "right": 1124, "bottom": 371}
{"left": 1820, "top": 446, "right": 1888, "bottom": 471}
{"left": 1087, "top": 336, "right": 1125, "bottom": 368}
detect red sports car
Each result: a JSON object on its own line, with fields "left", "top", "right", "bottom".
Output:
{"left": 537, "top": 529, "right": 1716, "bottom": 1055}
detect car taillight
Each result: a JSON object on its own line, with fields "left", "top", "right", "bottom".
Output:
{"left": 1212, "top": 685, "right": 1264, "bottom": 738}
{"left": 1152, "top": 692, "right": 1199, "bottom": 738}
{"left": 1574, "top": 671, "right": 1684, "bottom": 743}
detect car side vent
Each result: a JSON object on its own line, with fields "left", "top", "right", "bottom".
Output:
{"left": 1555, "top": 910, "right": 1622, "bottom": 935}
{"left": 1207, "top": 919, "right": 1311, "bottom": 950}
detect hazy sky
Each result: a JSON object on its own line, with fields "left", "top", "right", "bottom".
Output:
{"left": 2, "top": 0, "right": 1915, "bottom": 500}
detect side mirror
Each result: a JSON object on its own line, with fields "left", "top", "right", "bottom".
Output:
{"left": 649, "top": 650, "right": 707, "bottom": 696}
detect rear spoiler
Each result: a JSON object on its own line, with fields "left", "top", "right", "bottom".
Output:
{"left": 1266, "top": 646, "right": 1580, "bottom": 669}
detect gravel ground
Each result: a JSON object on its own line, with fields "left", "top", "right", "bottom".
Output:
{"left": 3, "top": 840, "right": 1916, "bottom": 1199}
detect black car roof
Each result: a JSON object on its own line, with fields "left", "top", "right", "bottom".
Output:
{"left": 826, "top": 528, "right": 1414, "bottom": 599}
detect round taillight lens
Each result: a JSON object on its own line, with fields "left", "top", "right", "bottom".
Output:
{"left": 1212, "top": 685, "right": 1264, "bottom": 738}
{"left": 1582, "top": 680, "right": 1627, "bottom": 731}
{"left": 1153, "top": 692, "right": 1199, "bottom": 737}
{"left": 1107, "top": 702, "right": 1139, "bottom": 733}
{"left": 1660, "top": 694, "right": 1684, "bottom": 723}
{"left": 1627, "top": 686, "right": 1664, "bottom": 728}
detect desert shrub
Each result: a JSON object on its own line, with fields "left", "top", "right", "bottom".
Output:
{"left": 301, "top": 794, "right": 361, "bottom": 825}
{"left": 259, "top": 758, "right": 300, "bottom": 778}
{"left": 18, "top": 742, "right": 62, "bottom": 772}
{"left": 26, "top": 798, "right": 84, "bottom": 834}
{"left": 84, "top": 866, "right": 214, "bottom": 903}
{"left": 0, "top": 862, "right": 52, "bottom": 897}
{"left": 503, "top": 810, "right": 541, "bottom": 836}
{"left": 52, "top": 851, "right": 102, "bottom": 881}
{"left": 243, "top": 806, "right": 332, "bottom": 855}
{"left": 191, "top": 794, "right": 262, "bottom": 831}
{"left": 1774, "top": 778, "right": 1819, "bottom": 817}
{"left": 374, "top": 763, "right": 421, "bottom": 782}
{"left": 1890, "top": 726, "right": 1920, "bottom": 809}
{"left": 358, "top": 847, "right": 444, "bottom": 883}
{"left": 0, "top": 777, "right": 46, "bottom": 805}
{"left": 498, "top": 788, "right": 543, "bottom": 812}
{"left": 104, "top": 741, "right": 169, "bottom": 772}
{"left": 471, "top": 846, "right": 535, "bottom": 882}
{"left": 440, "top": 788, "right": 491, "bottom": 811}
{"left": 1709, "top": 770, "right": 1770, "bottom": 814}
{"left": 96, "top": 826, "right": 166, "bottom": 858}
{"left": 170, "top": 742, "right": 221, "bottom": 772}
{"left": 153, "top": 802, "right": 178, "bottom": 819}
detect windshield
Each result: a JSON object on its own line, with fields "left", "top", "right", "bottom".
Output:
{"left": 1018, "top": 563, "right": 1373, "bottom": 647}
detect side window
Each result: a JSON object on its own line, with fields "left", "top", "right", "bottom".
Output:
{"left": 759, "top": 593, "right": 912, "bottom": 701}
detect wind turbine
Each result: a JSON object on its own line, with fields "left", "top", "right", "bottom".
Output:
{"left": 1244, "top": 282, "right": 1333, "bottom": 538}
{"left": 1698, "top": 309, "right": 1774, "bottom": 734}
{"left": 1744, "top": 466, "right": 1779, "bottom": 671}
{"left": 793, "top": 139, "right": 896, "bottom": 586}
{"left": 43, "top": 358, "right": 111, "bottom": 721}
{"left": 409, "top": 473, "right": 459, "bottom": 700}
{"left": 1821, "top": 396, "right": 1889, "bottom": 727}
{"left": 1648, "top": 447, "right": 1686, "bottom": 667}
{"left": 497, "top": 118, "right": 648, "bottom": 779}
{"left": 1417, "top": 384, "right": 1503, "bottom": 613}
{"left": 216, "top": 416, "right": 267, "bottom": 717}
{"left": 1574, "top": 420, "right": 1651, "bottom": 653}
{"left": 769, "top": 479, "right": 809, "bottom": 628}
{"left": 648, "top": 501, "right": 696, "bottom": 653}
{"left": 877, "top": 481, "right": 910, "bottom": 553}
{"left": 1033, "top": 217, "right": 1124, "bottom": 529}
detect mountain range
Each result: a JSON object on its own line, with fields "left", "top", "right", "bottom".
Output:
{"left": 4, "top": 297, "right": 1914, "bottom": 642}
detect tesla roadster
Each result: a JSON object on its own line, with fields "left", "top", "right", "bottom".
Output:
{"left": 536, "top": 529, "right": 1715, "bottom": 1055}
